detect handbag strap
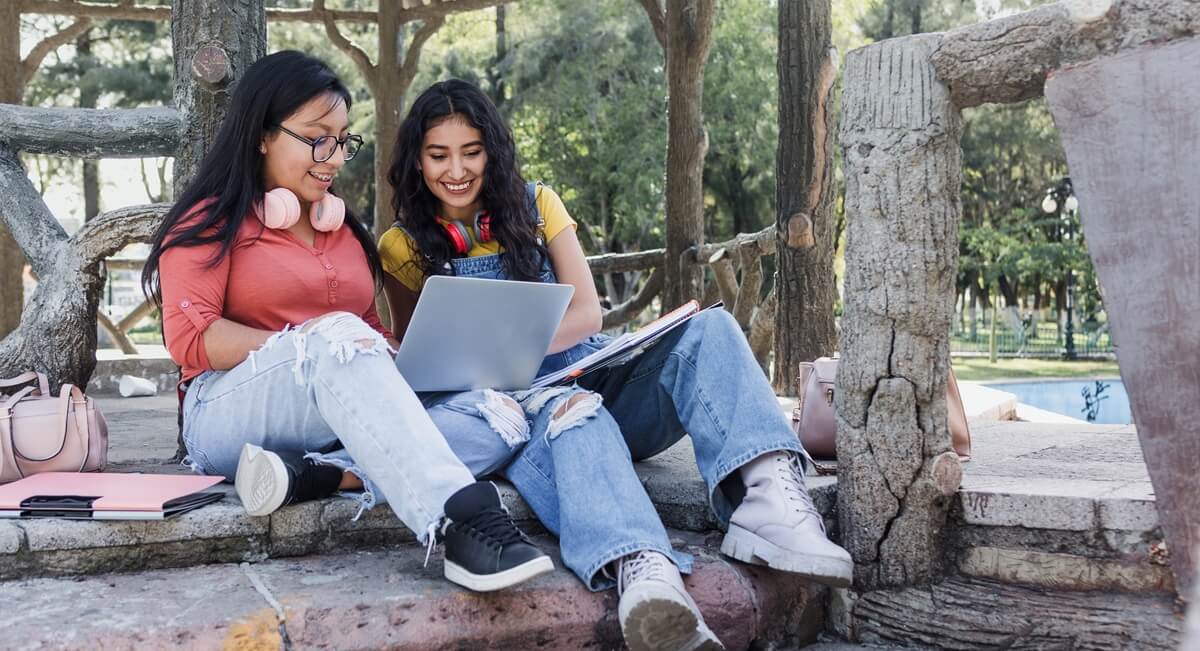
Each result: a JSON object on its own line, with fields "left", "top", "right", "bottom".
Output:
{"left": 0, "top": 385, "right": 37, "bottom": 415}
{"left": 60, "top": 385, "right": 91, "bottom": 471}
{"left": 0, "top": 372, "right": 50, "bottom": 396}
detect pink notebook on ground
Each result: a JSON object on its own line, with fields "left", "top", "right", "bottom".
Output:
{"left": 0, "top": 473, "right": 224, "bottom": 520}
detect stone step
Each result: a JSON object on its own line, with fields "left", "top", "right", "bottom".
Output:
{"left": 0, "top": 531, "right": 826, "bottom": 650}
{"left": 0, "top": 443, "right": 839, "bottom": 582}
{"left": 951, "top": 420, "right": 1168, "bottom": 594}
{"left": 10, "top": 395, "right": 1158, "bottom": 598}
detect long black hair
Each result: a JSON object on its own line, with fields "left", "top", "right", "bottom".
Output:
{"left": 387, "top": 79, "right": 547, "bottom": 284}
{"left": 142, "top": 50, "right": 382, "bottom": 304}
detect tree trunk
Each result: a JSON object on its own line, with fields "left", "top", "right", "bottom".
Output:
{"left": 837, "top": 34, "right": 963, "bottom": 590}
{"left": 660, "top": 0, "right": 714, "bottom": 310}
{"left": 78, "top": 32, "right": 100, "bottom": 222}
{"left": 488, "top": 5, "right": 508, "bottom": 112}
{"left": 0, "top": 2, "right": 24, "bottom": 340}
{"left": 171, "top": 0, "right": 266, "bottom": 193}
{"left": 372, "top": 2, "right": 402, "bottom": 242}
{"left": 167, "top": 0, "right": 266, "bottom": 457}
{"left": 773, "top": 0, "right": 838, "bottom": 393}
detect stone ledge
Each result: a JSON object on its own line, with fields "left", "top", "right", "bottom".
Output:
{"left": 0, "top": 532, "right": 826, "bottom": 650}
{"left": 0, "top": 442, "right": 839, "bottom": 582}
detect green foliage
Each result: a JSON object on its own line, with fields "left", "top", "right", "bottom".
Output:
{"left": 503, "top": 0, "right": 668, "bottom": 253}
{"left": 702, "top": 0, "right": 779, "bottom": 239}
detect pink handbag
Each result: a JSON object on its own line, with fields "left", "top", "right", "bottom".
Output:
{"left": 0, "top": 372, "right": 108, "bottom": 484}
{"left": 792, "top": 357, "right": 971, "bottom": 470}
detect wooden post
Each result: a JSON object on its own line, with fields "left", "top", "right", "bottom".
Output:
{"left": 837, "top": 34, "right": 963, "bottom": 589}
{"left": 1046, "top": 37, "right": 1200, "bottom": 596}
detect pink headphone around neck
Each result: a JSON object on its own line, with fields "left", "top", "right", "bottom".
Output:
{"left": 255, "top": 187, "right": 345, "bottom": 232}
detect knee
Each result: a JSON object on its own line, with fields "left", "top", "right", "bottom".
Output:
{"left": 546, "top": 390, "right": 604, "bottom": 440}
{"left": 696, "top": 308, "right": 741, "bottom": 338}
{"left": 476, "top": 390, "right": 530, "bottom": 448}
{"left": 300, "top": 312, "right": 388, "bottom": 357}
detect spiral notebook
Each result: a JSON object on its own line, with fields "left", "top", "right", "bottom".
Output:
{"left": 0, "top": 472, "right": 224, "bottom": 520}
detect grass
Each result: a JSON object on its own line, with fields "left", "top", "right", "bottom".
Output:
{"left": 951, "top": 357, "right": 1121, "bottom": 382}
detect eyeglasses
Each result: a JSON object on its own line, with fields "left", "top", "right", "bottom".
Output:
{"left": 277, "top": 125, "right": 364, "bottom": 162}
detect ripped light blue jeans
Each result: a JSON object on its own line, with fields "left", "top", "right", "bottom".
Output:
{"left": 181, "top": 312, "right": 476, "bottom": 543}
{"left": 424, "top": 253, "right": 804, "bottom": 590}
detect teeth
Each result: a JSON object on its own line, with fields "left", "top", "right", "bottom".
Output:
{"left": 310, "top": 172, "right": 332, "bottom": 182}
{"left": 445, "top": 181, "right": 470, "bottom": 191}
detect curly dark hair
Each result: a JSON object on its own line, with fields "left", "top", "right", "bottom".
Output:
{"left": 387, "top": 79, "right": 547, "bottom": 284}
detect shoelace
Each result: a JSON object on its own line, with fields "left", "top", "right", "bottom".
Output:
{"left": 464, "top": 507, "right": 527, "bottom": 547}
{"left": 618, "top": 550, "right": 669, "bottom": 596}
{"left": 777, "top": 453, "right": 825, "bottom": 532}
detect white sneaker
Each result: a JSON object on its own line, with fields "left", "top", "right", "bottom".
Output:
{"left": 617, "top": 550, "right": 723, "bottom": 651}
{"left": 235, "top": 443, "right": 290, "bottom": 517}
{"left": 721, "top": 451, "right": 853, "bottom": 587}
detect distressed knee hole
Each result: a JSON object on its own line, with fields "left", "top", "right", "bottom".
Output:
{"left": 283, "top": 312, "right": 391, "bottom": 384}
{"left": 547, "top": 391, "right": 603, "bottom": 439}
{"left": 515, "top": 386, "right": 574, "bottom": 416}
{"left": 477, "top": 390, "right": 531, "bottom": 448}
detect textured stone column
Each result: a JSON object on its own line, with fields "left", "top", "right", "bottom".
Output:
{"left": 836, "top": 34, "right": 964, "bottom": 589}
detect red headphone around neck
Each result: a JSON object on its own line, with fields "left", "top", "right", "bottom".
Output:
{"left": 438, "top": 210, "right": 492, "bottom": 255}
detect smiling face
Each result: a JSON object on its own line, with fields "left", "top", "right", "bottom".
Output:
{"left": 420, "top": 114, "right": 488, "bottom": 221}
{"left": 261, "top": 92, "right": 349, "bottom": 208}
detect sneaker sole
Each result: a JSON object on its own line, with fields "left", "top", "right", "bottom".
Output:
{"left": 720, "top": 524, "right": 853, "bottom": 587}
{"left": 620, "top": 584, "right": 724, "bottom": 651}
{"left": 444, "top": 555, "right": 554, "bottom": 592}
{"left": 234, "top": 443, "right": 289, "bottom": 517}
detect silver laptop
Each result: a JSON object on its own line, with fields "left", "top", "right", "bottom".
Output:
{"left": 394, "top": 275, "right": 574, "bottom": 392}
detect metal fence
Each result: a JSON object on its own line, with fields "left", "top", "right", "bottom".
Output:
{"left": 951, "top": 319, "right": 1114, "bottom": 357}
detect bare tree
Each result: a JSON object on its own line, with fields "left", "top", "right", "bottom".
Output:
{"left": 638, "top": 0, "right": 715, "bottom": 310}
{"left": 773, "top": 0, "right": 836, "bottom": 393}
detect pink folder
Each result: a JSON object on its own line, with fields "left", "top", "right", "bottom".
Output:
{"left": 0, "top": 472, "right": 223, "bottom": 512}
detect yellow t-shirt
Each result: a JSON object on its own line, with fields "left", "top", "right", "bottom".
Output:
{"left": 378, "top": 185, "right": 576, "bottom": 292}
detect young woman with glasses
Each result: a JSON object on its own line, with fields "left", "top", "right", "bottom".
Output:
{"left": 142, "top": 52, "right": 551, "bottom": 592}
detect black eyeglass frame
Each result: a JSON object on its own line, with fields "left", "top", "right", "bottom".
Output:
{"left": 276, "top": 125, "right": 364, "bottom": 162}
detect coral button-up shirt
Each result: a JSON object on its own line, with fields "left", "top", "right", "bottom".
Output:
{"left": 159, "top": 203, "right": 390, "bottom": 382}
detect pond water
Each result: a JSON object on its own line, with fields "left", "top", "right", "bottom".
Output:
{"left": 988, "top": 378, "right": 1132, "bottom": 424}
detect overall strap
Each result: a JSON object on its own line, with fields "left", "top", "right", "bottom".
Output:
{"left": 525, "top": 181, "right": 546, "bottom": 243}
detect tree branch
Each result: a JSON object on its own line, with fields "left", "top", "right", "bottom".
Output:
{"left": 0, "top": 144, "right": 68, "bottom": 278}
{"left": 397, "top": 16, "right": 447, "bottom": 90}
{"left": 692, "top": 225, "right": 776, "bottom": 263}
{"left": 602, "top": 267, "right": 665, "bottom": 328}
{"left": 19, "top": 1, "right": 376, "bottom": 23}
{"left": 390, "top": 0, "right": 507, "bottom": 24}
{"left": 69, "top": 202, "right": 169, "bottom": 270}
{"left": 96, "top": 308, "right": 138, "bottom": 354}
{"left": 315, "top": 0, "right": 378, "bottom": 95}
{"left": 20, "top": 0, "right": 511, "bottom": 25}
{"left": 0, "top": 105, "right": 182, "bottom": 158}
{"left": 637, "top": 0, "right": 668, "bottom": 50}
{"left": 586, "top": 248, "right": 666, "bottom": 274}
{"left": 20, "top": 16, "right": 93, "bottom": 87}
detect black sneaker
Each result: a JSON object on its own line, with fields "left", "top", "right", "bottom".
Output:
{"left": 441, "top": 481, "right": 554, "bottom": 591}
{"left": 235, "top": 443, "right": 343, "bottom": 516}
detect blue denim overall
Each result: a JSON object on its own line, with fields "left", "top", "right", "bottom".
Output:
{"left": 422, "top": 186, "right": 804, "bottom": 590}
